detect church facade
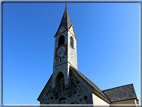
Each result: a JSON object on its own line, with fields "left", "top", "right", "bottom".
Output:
{"left": 37, "top": 5, "right": 139, "bottom": 106}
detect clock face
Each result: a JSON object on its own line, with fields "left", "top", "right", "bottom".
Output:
{"left": 57, "top": 46, "right": 65, "bottom": 57}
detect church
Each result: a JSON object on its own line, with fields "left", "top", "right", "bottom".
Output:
{"left": 37, "top": 5, "right": 139, "bottom": 106}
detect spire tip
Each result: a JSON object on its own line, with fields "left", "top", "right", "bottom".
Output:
{"left": 66, "top": 0, "right": 68, "bottom": 6}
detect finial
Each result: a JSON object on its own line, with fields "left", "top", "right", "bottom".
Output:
{"left": 66, "top": 0, "right": 68, "bottom": 5}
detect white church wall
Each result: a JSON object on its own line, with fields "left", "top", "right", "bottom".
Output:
{"left": 67, "top": 26, "right": 77, "bottom": 69}
{"left": 68, "top": 25, "right": 76, "bottom": 39}
{"left": 92, "top": 93, "right": 109, "bottom": 106}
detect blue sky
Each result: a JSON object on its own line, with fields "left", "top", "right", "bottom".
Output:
{"left": 3, "top": 3, "right": 139, "bottom": 104}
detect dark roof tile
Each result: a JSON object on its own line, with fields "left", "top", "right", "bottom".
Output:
{"left": 60, "top": 5, "right": 72, "bottom": 29}
{"left": 102, "top": 84, "right": 137, "bottom": 102}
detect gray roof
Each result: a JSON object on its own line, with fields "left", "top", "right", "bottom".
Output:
{"left": 60, "top": 5, "right": 72, "bottom": 29}
{"left": 102, "top": 84, "right": 137, "bottom": 102}
{"left": 54, "top": 5, "right": 77, "bottom": 40}
{"left": 70, "top": 66, "right": 110, "bottom": 101}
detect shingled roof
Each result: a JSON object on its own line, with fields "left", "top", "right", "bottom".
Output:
{"left": 54, "top": 5, "right": 77, "bottom": 40}
{"left": 70, "top": 66, "right": 110, "bottom": 101}
{"left": 102, "top": 84, "right": 137, "bottom": 102}
{"left": 60, "top": 5, "right": 72, "bottom": 29}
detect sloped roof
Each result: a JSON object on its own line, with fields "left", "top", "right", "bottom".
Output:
{"left": 55, "top": 5, "right": 72, "bottom": 37}
{"left": 102, "top": 84, "right": 137, "bottom": 102}
{"left": 70, "top": 66, "right": 110, "bottom": 101}
{"left": 54, "top": 5, "right": 77, "bottom": 40}
{"left": 60, "top": 5, "right": 72, "bottom": 29}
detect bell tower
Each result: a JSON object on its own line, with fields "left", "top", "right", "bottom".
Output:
{"left": 52, "top": 5, "right": 77, "bottom": 89}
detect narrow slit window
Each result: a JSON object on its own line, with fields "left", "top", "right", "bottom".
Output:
{"left": 63, "top": 82, "right": 65, "bottom": 91}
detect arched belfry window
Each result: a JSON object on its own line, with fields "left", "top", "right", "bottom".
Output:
{"left": 58, "top": 35, "right": 64, "bottom": 46}
{"left": 55, "top": 72, "right": 65, "bottom": 93}
{"left": 70, "top": 37, "right": 74, "bottom": 48}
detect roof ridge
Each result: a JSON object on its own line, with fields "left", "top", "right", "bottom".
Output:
{"left": 102, "top": 84, "right": 137, "bottom": 102}
{"left": 102, "top": 84, "right": 133, "bottom": 91}
{"left": 60, "top": 4, "right": 72, "bottom": 29}
{"left": 54, "top": 4, "right": 73, "bottom": 37}
{"left": 69, "top": 66, "right": 110, "bottom": 101}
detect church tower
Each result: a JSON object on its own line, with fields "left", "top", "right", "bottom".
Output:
{"left": 37, "top": 4, "right": 139, "bottom": 105}
{"left": 52, "top": 5, "right": 77, "bottom": 89}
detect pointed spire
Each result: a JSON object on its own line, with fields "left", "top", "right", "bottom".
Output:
{"left": 60, "top": 4, "right": 72, "bottom": 29}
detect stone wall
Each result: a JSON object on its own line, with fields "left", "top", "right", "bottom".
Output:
{"left": 52, "top": 25, "right": 77, "bottom": 88}
{"left": 53, "top": 29, "right": 67, "bottom": 66}
{"left": 52, "top": 63, "right": 68, "bottom": 88}
{"left": 40, "top": 71, "right": 92, "bottom": 104}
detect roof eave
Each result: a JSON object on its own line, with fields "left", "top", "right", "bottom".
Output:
{"left": 71, "top": 25, "right": 77, "bottom": 40}
{"left": 37, "top": 74, "right": 53, "bottom": 101}
{"left": 111, "top": 98, "right": 137, "bottom": 103}
{"left": 54, "top": 23, "right": 69, "bottom": 37}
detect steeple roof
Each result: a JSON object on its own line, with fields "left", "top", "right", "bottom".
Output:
{"left": 60, "top": 4, "right": 72, "bottom": 29}
{"left": 54, "top": 4, "right": 77, "bottom": 40}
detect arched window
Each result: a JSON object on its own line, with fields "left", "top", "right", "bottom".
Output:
{"left": 70, "top": 37, "right": 74, "bottom": 48}
{"left": 58, "top": 35, "right": 64, "bottom": 46}
{"left": 55, "top": 72, "right": 65, "bottom": 93}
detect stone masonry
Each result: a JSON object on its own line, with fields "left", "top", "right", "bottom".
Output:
{"left": 40, "top": 71, "right": 92, "bottom": 104}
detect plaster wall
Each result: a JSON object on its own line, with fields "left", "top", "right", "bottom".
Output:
{"left": 67, "top": 26, "right": 77, "bottom": 69}
{"left": 92, "top": 93, "right": 109, "bottom": 106}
